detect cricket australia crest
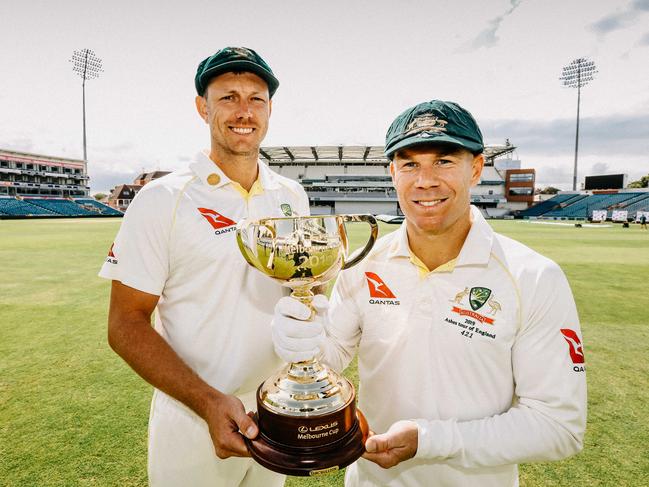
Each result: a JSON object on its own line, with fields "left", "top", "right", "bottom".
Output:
{"left": 469, "top": 287, "right": 491, "bottom": 311}
{"left": 404, "top": 114, "right": 448, "bottom": 137}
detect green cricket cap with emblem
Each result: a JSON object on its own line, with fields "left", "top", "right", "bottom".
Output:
{"left": 384, "top": 100, "right": 484, "bottom": 158}
{"left": 194, "top": 46, "right": 279, "bottom": 98}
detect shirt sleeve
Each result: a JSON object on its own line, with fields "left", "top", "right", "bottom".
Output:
{"left": 98, "top": 184, "right": 173, "bottom": 295}
{"left": 318, "top": 270, "right": 363, "bottom": 372}
{"left": 415, "top": 261, "right": 587, "bottom": 467}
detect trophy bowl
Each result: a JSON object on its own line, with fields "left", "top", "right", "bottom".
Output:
{"left": 236, "top": 214, "right": 378, "bottom": 476}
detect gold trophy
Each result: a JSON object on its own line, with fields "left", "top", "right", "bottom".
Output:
{"left": 236, "top": 215, "right": 378, "bottom": 476}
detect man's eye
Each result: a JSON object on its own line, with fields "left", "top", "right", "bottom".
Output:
{"left": 220, "top": 95, "right": 233, "bottom": 101}
{"left": 401, "top": 162, "right": 417, "bottom": 169}
{"left": 437, "top": 159, "right": 454, "bottom": 166}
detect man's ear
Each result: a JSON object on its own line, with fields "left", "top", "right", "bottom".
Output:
{"left": 268, "top": 99, "right": 272, "bottom": 118}
{"left": 195, "top": 95, "right": 208, "bottom": 123}
{"left": 470, "top": 154, "right": 485, "bottom": 187}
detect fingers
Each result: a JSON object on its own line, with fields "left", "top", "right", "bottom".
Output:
{"left": 274, "top": 316, "right": 323, "bottom": 339}
{"left": 361, "top": 421, "right": 418, "bottom": 469}
{"left": 206, "top": 395, "right": 254, "bottom": 459}
{"left": 272, "top": 296, "right": 326, "bottom": 363}
{"left": 362, "top": 450, "right": 401, "bottom": 469}
{"left": 232, "top": 406, "right": 258, "bottom": 440}
{"left": 311, "top": 294, "right": 329, "bottom": 313}
{"left": 276, "top": 296, "right": 311, "bottom": 320}
{"left": 365, "top": 432, "right": 390, "bottom": 454}
{"left": 362, "top": 433, "right": 403, "bottom": 469}
{"left": 213, "top": 429, "right": 250, "bottom": 459}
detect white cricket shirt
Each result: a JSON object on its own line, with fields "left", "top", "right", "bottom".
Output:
{"left": 323, "top": 206, "right": 586, "bottom": 487}
{"left": 99, "top": 151, "right": 309, "bottom": 404}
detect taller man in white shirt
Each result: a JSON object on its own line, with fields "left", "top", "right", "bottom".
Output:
{"left": 100, "top": 47, "right": 309, "bottom": 487}
{"left": 273, "top": 100, "right": 587, "bottom": 486}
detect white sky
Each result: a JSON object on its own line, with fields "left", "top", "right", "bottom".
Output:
{"left": 1, "top": 0, "right": 648, "bottom": 192}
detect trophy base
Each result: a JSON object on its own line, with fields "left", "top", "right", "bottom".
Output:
{"left": 245, "top": 410, "right": 368, "bottom": 477}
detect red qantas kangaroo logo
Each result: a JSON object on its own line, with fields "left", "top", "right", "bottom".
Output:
{"left": 365, "top": 272, "right": 397, "bottom": 299}
{"left": 560, "top": 329, "right": 585, "bottom": 364}
{"left": 197, "top": 208, "right": 236, "bottom": 229}
{"left": 107, "top": 243, "right": 115, "bottom": 257}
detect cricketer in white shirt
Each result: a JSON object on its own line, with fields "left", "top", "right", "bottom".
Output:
{"left": 323, "top": 206, "right": 586, "bottom": 486}
{"left": 99, "top": 151, "right": 309, "bottom": 485}
{"left": 271, "top": 99, "right": 586, "bottom": 486}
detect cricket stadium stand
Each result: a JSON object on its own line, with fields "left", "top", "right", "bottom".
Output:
{"left": 260, "top": 143, "right": 529, "bottom": 217}
{"left": 518, "top": 190, "right": 649, "bottom": 221}
{"left": 0, "top": 149, "right": 122, "bottom": 219}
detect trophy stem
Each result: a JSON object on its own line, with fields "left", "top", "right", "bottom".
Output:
{"left": 290, "top": 287, "right": 316, "bottom": 322}
{"left": 290, "top": 287, "right": 314, "bottom": 304}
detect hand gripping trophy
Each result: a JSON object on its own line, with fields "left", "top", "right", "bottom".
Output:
{"left": 236, "top": 214, "right": 378, "bottom": 476}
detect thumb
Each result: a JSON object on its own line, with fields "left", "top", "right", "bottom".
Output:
{"left": 233, "top": 409, "right": 258, "bottom": 439}
{"left": 365, "top": 433, "right": 390, "bottom": 453}
{"left": 312, "top": 294, "right": 330, "bottom": 321}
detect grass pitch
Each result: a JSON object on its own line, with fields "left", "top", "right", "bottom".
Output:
{"left": 1, "top": 217, "right": 648, "bottom": 486}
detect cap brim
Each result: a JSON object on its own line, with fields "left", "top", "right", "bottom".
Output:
{"left": 198, "top": 60, "right": 279, "bottom": 97}
{"left": 385, "top": 133, "right": 483, "bottom": 158}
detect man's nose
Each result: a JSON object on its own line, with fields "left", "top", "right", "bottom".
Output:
{"left": 415, "top": 166, "right": 440, "bottom": 188}
{"left": 235, "top": 100, "right": 252, "bottom": 118}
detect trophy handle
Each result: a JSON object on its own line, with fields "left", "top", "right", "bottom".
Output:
{"left": 340, "top": 215, "right": 378, "bottom": 270}
{"left": 236, "top": 220, "right": 263, "bottom": 271}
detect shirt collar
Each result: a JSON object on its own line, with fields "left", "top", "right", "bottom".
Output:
{"left": 386, "top": 205, "right": 493, "bottom": 267}
{"left": 189, "top": 150, "right": 281, "bottom": 191}
{"left": 455, "top": 206, "right": 494, "bottom": 266}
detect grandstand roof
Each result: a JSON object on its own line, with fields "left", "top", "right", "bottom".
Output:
{"left": 1, "top": 148, "right": 85, "bottom": 168}
{"left": 260, "top": 146, "right": 386, "bottom": 163}
{"left": 260, "top": 143, "right": 516, "bottom": 164}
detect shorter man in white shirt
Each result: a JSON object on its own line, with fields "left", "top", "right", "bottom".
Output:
{"left": 100, "top": 47, "right": 309, "bottom": 487}
{"left": 272, "top": 100, "right": 587, "bottom": 486}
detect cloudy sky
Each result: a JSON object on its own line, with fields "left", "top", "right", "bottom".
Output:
{"left": 1, "top": 0, "right": 648, "bottom": 193}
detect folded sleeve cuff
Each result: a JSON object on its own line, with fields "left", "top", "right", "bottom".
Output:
{"left": 413, "top": 418, "right": 462, "bottom": 460}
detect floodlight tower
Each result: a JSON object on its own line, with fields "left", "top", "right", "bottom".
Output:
{"left": 70, "top": 49, "right": 103, "bottom": 163}
{"left": 559, "top": 57, "right": 597, "bottom": 191}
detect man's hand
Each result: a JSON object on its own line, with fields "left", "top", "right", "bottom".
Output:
{"left": 271, "top": 295, "right": 328, "bottom": 363}
{"left": 203, "top": 392, "right": 258, "bottom": 459}
{"left": 363, "top": 420, "right": 419, "bottom": 469}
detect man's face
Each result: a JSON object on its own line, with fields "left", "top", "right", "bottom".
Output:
{"left": 390, "top": 145, "right": 484, "bottom": 237}
{"left": 196, "top": 71, "right": 271, "bottom": 158}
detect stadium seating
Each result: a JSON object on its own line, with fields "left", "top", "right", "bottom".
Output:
{"left": 0, "top": 196, "right": 124, "bottom": 218}
{"left": 0, "top": 197, "right": 57, "bottom": 216}
{"left": 521, "top": 192, "right": 647, "bottom": 219}
{"left": 73, "top": 198, "right": 123, "bottom": 216}
{"left": 518, "top": 194, "right": 578, "bottom": 217}
{"left": 622, "top": 193, "right": 649, "bottom": 216}
{"left": 25, "top": 198, "right": 97, "bottom": 216}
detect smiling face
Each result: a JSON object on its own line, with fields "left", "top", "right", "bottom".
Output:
{"left": 390, "top": 144, "right": 484, "bottom": 240}
{"left": 195, "top": 71, "right": 271, "bottom": 159}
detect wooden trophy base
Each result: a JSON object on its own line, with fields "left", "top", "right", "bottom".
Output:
{"left": 246, "top": 409, "right": 368, "bottom": 477}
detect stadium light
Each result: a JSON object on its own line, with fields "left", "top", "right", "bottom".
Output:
{"left": 69, "top": 49, "right": 103, "bottom": 164}
{"left": 559, "top": 57, "right": 597, "bottom": 191}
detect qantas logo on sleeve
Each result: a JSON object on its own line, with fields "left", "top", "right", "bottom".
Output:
{"left": 365, "top": 272, "right": 400, "bottom": 305}
{"left": 106, "top": 243, "right": 117, "bottom": 264}
{"left": 197, "top": 208, "right": 237, "bottom": 235}
{"left": 560, "top": 328, "right": 585, "bottom": 371}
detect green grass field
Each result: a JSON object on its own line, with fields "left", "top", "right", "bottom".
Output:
{"left": 1, "top": 218, "right": 648, "bottom": 486}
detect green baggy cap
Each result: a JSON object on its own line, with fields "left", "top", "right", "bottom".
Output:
{"left": 384, "top": 100, "right": 484, "bottom": 158}
{"left": 195, "top": 46, "right": 279, "bottom": 98}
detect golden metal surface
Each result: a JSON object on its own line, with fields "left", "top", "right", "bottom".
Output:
{"left": 236, "top": 215, "right": 378, "bottom": 418}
